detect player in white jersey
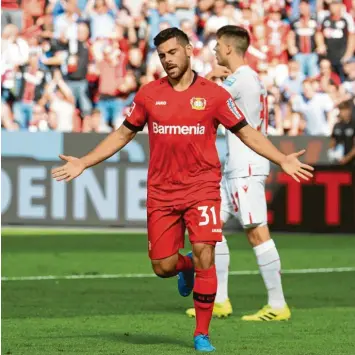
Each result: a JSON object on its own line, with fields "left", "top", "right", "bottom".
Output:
{"left": 186, "top": 26, "right": 291, "bottom": 321}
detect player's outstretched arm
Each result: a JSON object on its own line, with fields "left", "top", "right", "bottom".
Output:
{"left": 51, "top": 125, "right": 136, "bottom": 182}
{"left": 236, "top": 125, "right": 314, "bottom": 182}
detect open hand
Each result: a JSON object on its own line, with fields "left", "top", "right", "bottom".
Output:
{"left": 51, "top": 154, "right": 86, "bottom": 182}
{"left": 280, "top": 150, "right": 314, "bottom": 182}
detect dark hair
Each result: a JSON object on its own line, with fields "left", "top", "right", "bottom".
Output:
{"left": 216, "top": 25, "right": 250, "bottom": 55}
{"left": 338, "top": 99, "right": 353, "bottom": 110}
{"left": 153, "top": 27, "right": 189, "bottom": 48}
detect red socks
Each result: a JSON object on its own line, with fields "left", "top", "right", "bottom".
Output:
{"left": 176, "top": 256, "right": 217, "bottom": 336}
{"left": 176, "top": 254, "right": 194, "bottom": 272}
{"left": 193, "top": 265, "right": 217, "bottom": 336}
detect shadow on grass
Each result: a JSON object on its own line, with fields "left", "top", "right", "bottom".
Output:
{"left": 28, "top": 332, "right": 191, "bottom": 348}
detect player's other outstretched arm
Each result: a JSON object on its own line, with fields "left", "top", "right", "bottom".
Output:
{"left": 214, "top": 86, "right": 314, "bottom": 182}
{"left": 51, "top": 125, "right": 137, "bottom": 182}
{"left": 236, "top": 125, "right": 314, "bottom": 182}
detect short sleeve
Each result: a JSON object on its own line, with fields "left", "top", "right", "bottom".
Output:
{"left": 214, "top": 87, "right": 248, "bottom": 133}
{"left": 331, "top": 123, "right": 339, "bottom": 138}
{"left": 322, "top": 94, "right": 334, "bottom": 113}
{"left": 345, "top": 13, "right": 355, "bottom": 34}
{"left": 123, "top": 87, "right": 147, "bottom": 132}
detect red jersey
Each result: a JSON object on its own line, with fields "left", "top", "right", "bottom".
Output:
{"left": 264, "top": 19, "right": 290, "bottom": 63}
{"left": 124, "top": 73, "right": 247, "bottom": 207}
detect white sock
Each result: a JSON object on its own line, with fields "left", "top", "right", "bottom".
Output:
{"left": 215, "top": 235, "right": 230, "bottom": 304}
{"left": 253, "top": 239, "right": 286, "bottom": 309}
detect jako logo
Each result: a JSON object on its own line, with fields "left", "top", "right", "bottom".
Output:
{"left": 155, "top": 101, "right": 167, "bottom": 105}
{"left": 153, "top": 122, "right": 205, "bottom": 135}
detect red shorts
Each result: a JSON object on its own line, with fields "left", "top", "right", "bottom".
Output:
{"left": 147, "top": 199, "right": 223, "bottom": 260}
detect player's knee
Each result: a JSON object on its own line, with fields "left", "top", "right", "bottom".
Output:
{"left": 151, "top": 260, "right": 176, "bottom": 278}
{"left": 192, "top": 243, "right": 215, "bottom": 270}
{"left": 246, "top": 224, "right": 270, "bottom": 247}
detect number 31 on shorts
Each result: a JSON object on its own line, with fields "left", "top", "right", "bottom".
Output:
{"left": 198, "top": 206, "right": 217, "bottom": 226}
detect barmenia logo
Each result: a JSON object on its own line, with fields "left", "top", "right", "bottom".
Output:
{"left": 152, "top": 122, "right": 205, "bottom": 135}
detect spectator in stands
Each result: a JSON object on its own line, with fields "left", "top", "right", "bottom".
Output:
{"left": 38, "top": 69, "right": 75, "bottom": 132}
{"left": 290, "top": 0, "right": 317, "bottom": 20}
{"left": 36, "top": 12, "right": 55, "bottom": 40}
{"left": 264, "top": 5, "right": 289, "bottom": 65}
{"left": 291, "top": 78, "right": 335, "bottom": 135}
{"left": 204, "top": 0, "right": 229, "bottom": 38}
{"left": 148, "top": 0, "right": 179, "bottom": 49}
{"left": 181, "top": 19, "right": 201, "bottom": 49}
{"left": 266, "top": 87, "right": 285, "bottom": 136}
{"left": 174, "top": 0, "right": 197, "bottom": 23}
{"left": 288, "top": 0, "right": 322, "bottom": 77}
{"left": 54, "top": 0, "right": 79, "bottom": 43}
{"left": 84, "top": 0, "right": 118, "bottom": 40}
{"left": 280, "top": 59, "right": 305, "bottom": 100}
{"left": 282, "top": 101, "right": 306, "bottom": 136}
{"left": 315, "top": 58, "right": 342, "bottom": 93}
{"left": 1, "top": 0, "right": 354, "bottom": 134}
{"left": 93, "top": 41, "right": 137, "bottom": 127}
{"left": 127, "top": 45, "right": 146, "bottom": 87}
{"left": 1, "top": 24, "right": 29, "bottom": 70}
{"left": 1, "top": 99, "right": 18, "bottom": 130}
{"left": 246, "top": 22, "right": 269, "bottom": 72}
{"left": 65, "top": 22, "right": 92, "bottom": 120}
{"left": 28, "top": 102, "right": 48, "bottom": 131}
{"left": 329, "top": 99, "right": 355, "bottom": 165}
{"left": 319, "top": 0, "right": 355, "bottom": 81}
{"left": 13, "top": 52, "right": 46, "bottom": 129}
{"left": 22, "top": 0, "right": 47, "bottom": 30}
{"left": 82, "top": 108, "right": 111, "bottom": 132}
{"left": 343, "top": 56, "right": 355, "bottom": 87}
{"left": 1, "top": 0, "right": 23, "bottom": 31}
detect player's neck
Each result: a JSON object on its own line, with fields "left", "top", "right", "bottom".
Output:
{"left": 169, "top": 68, "right": 195, "bottom": 92}
{"left": 227, "top": 56, "right": 247, "bottom": 74}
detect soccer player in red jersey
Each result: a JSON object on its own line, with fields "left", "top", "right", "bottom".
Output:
{"left": 52, "top": 28, "right": 313, "bottom": 352}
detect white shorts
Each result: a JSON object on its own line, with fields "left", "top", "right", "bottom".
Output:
{"left": 220, "top": 175, "right": 268, "bottom": 229}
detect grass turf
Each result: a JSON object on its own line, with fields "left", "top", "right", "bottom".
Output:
{"left": 2, "top": 229, "right": 355, "bottom": 354}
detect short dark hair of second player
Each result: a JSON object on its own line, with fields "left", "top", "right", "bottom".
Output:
{"left": 154, "top": 27, "right": 190, "bottom": 47}
{"left": 216, "top": 25, "right": 250, "bottom": 55}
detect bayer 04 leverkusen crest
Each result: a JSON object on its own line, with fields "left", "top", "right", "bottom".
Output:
{"left": 190, "top": 97, "right": 207, "bottom": 110}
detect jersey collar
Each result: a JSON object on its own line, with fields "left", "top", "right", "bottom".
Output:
{"left": 167, "top": 70, "right": 198, "bottom": 89}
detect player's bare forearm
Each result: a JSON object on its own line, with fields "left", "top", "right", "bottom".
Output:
{"left": 236, "top": 125, "right": 286, "bottom": 166}
{"left": 80, "top": 125, "right": 136, "bottom": 169}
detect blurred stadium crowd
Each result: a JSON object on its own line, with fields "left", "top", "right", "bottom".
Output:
{"left": 1, "top": 0, "right": 355, "bottom": 135}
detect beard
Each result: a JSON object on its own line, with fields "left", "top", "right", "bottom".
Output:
{"left": 165, "top": 59, "right": 189, "bottom": 80}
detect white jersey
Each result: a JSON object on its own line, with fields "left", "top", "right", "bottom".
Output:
{"left": 221, "top": 65, "right": 270, "bottom": 178}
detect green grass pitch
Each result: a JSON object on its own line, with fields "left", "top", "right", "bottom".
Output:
{"left": 2, "top": 229, "right": 355, "bottom": 355}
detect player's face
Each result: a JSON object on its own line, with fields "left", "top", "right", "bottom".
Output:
{"left": 157, "top": 37, "right": 192, "bottom": 79}
{"left": 214, "top": 38, "right": 229, "bottom": 67}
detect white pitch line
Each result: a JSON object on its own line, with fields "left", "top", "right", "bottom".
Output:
{"left": 2, "top": 267, "right": 355, "bottom": 282}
